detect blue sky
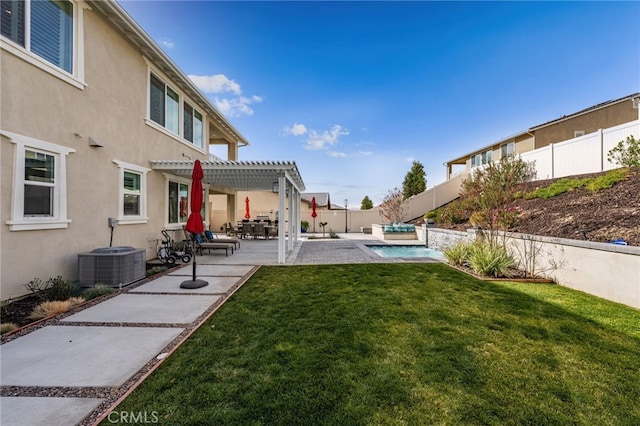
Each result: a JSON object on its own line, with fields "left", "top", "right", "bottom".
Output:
{"left": 120, "top": 0, "right": 639, "bottom": 207}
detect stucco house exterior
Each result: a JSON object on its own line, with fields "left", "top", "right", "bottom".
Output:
{"left": 1, "top": 0, "right": 304, "bottom": 301}
{"left": 444, "top": 93, "right": 640, "bottom": 179}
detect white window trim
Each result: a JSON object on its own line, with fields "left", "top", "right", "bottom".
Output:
{"left": 145, "top": 62, "right": 208, "bottom": 152}
{"left": 113, "top": 160, "right": 149, "bottom": 224}
{"left": 2, "top": 130, "right": 75, "bottom": 231}
{"left": 162, "top": 173, "right": 209, "bottom": 230}
{"left": 0, "top": 0, "right": 88, "bottom": 90}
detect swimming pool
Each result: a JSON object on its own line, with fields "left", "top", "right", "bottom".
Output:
{"left": 367, "top": 245, "right": 444, "bottom": 259}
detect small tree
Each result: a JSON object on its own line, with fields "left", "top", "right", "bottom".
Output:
{"left": 460, "top": 155, "right": 535, "bottom": 246}
{"left": 379, "top": 187, "right": 407, "bottom": 224}
{"left": 360, "top": 195, "right": 374, "bottom": 210}
{"left": 402, "top": 161, "right": 427, "bottom": 199}
{"left": 607, "top": 135, "right": 640, "bottom": 167}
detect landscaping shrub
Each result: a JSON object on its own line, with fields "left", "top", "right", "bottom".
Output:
{"left": 146, "top": 266, "right": 168, "bottom": 277}
{"left": 607, "top": 135, "right": 640, "bottom": 167}
{"left": 44, "top": 276, "right": 76, "bottom": 301}
{"left": 525, "top": 168, "right": 630, "bottom": 199}
{"left": 468, "top": 241, "right": 516, "bottom": 278}
{"left": 438, "top": 199, "right": 470, "bottom": 225}
{"left": 443, "top": 241, "right": 472, "bottom": 266}
{"left": 23, "top": 275, "right": 76, "bottom": 301}
{"left": 585, "top": 167, "right": 630, "bottom": 191}
{"left": 0, "top": 323, "right": 18, "bottom": 334}
{"left": 81, "top": 284, "right": 115, "bottom": 300}
{"left": 29, "top": 297, "right": 85, "bottom": 320}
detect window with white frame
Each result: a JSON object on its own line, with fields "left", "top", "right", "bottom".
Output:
{"left": 183, "top": 102, "right": 203, "bottom": 148}
{"left": 149, "top": 73, "right": 180, "bottom": 135}
{"left": 500, "top": 142, "right": 515, "bottom": 158}
{"left": 113, "top": 161, "right": 149, "bottom": 224}
{"left": 574, "top": 130, "right": 585, "bottom": 138}
{"left": 1, "top": 0, "right": 84, "bottom": 84}
{"left": 3, "top": 130, "right": 75, "bottom": 231}
{"left": 168, "top": 180, "right": 189, "bottom": 225}
{"left": 165, "top": 177, "right": 207, "bottom": 226}
{"left": 471, "top": 149, "right": 492, "bottom": 168}
{"left": 148, "top": 72, "right": 205, "bottom": 147}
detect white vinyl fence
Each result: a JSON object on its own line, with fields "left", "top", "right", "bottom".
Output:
{"left": 521, "top": 120, "right": 639, "bottom": 180}
{"left": 391, "top": 119, "right": 639, "bottom": 223}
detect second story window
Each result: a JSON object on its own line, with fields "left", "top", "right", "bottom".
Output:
{"left": 500, "top": 142, "right": 515, "bottom": 158}
{"left": 1, "top": 0, "right": 74, "bottom": 73}
{"left": 471, "top": 150, "right": 492, "bottom": 168}
{"left": 150, "top": 73, "right": 180, "bottom": 135}
{"left": 184, "top": 102, "right": 203, "bottom": 148}
{"left": 149, "top": 72, "right": 206, "bottom": 148}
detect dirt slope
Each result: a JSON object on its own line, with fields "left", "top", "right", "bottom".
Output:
{"left": 428, "top": 167, "right": 640, "bottom": 247}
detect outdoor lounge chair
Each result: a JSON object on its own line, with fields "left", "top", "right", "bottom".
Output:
{"left": 184, "top": 229, "right": 235, "bottom": 256}
{"left": 204, "top": 230, "right": 240, "bottom": 249}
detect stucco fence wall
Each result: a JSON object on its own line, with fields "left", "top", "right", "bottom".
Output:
{"left": 425, "top": 227, "right": 640, "bottom": 310}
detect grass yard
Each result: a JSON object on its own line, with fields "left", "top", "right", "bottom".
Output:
{"left": 105, "top": 264, "right": 640, "bottom": 425}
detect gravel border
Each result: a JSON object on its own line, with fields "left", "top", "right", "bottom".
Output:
{"left": 0, "top": 264, "right": 259, "bottom": 426}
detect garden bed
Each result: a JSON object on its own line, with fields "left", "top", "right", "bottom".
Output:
{"left": 445, "top": 262, "right": 554, "bottom": 283}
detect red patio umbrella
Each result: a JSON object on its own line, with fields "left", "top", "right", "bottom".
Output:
{"left": 245, "top": 196, "right": 251, "bottom": 219}
{"left": 181, "top": 160, "right": 208, "bottom": 289}
{"left": 311, "top": 196, "right": 317, "bottom": 232}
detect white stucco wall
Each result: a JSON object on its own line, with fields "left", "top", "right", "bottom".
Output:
{"left": 426, "top": 228, "right": 640, "bottom": 309}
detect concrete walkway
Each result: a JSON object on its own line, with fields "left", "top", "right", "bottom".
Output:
{"left": 0, "top": 234, "right": 436, "bottom": 425}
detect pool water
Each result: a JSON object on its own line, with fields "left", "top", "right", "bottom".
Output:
{"left": 367, "top": 245, "right": 444, "bottom": 259}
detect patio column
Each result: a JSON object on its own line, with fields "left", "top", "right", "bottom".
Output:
{"left": 277, "top": 174, "right": 286, "bottom": 264}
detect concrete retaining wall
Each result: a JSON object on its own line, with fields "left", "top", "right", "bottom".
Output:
{"left": 425, "top": 227, "right": 640, "bottom": 309}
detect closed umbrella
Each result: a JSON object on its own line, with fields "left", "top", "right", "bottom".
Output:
{"left": 311, "top": 196, "right": 317, "bottom": 232}
{"left": 180, "top": 160, "right": 208, "bottom": 289}
{"left": 245, "top": 196, "right": 251, "bottom": 219}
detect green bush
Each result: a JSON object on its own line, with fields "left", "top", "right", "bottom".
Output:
{"left": 585, "top": 167, "right": 630, "bottom": 191}
{"left": 24, "top": 276, "right": 76, "bottom": 301}
{"left": 81, "top": 284, "right": 115, "bottom": 300}
{"left": 44, "top": 276, "right": 76, "bottom": 301}
{"left": 607, "top": 136, "right": 640, "bottom": 167}
{"left": 468, "top": 242, "right": 516, "bottom": 278}
{"left": 439, "top": 200, "right": 470, "bottom": 225}
{"left": 443, "top": 241, "right": 472, "bottom": 266}
{"left": 0, "top": 323, "right": 18, "bottom": 334}
{"left": 525, "top": 168, "right": 630, "bottom": 199}
{"left": 146, "top": 265, "right": 168, "bottom": 277}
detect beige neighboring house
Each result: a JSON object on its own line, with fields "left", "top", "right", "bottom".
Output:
{"left": 445, "top": 93, "right": 640, "bottom": 179}
{"left": 1, "top": 0, "right": 304, "bottom": 301}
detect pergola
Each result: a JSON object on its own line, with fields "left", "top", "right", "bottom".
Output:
{"left": 151, "top": 160, "right": 306, "bottom": 263}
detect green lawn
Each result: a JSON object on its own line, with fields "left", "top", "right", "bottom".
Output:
{"left": 106, "top": 264, "right": 640, "bottom": 425}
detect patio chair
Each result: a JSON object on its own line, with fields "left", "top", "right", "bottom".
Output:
{"left": 242, "top": 222, "right": 253, "bottom": 239}
{"left": 253, "top": 222, "right": 266, "bottom": 239}
{"left": 204, "top": 229, "right": 240, "bottom": 249}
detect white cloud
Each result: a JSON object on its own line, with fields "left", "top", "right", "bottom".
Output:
{"left": 189, "top": 74, "right": 262, "bottom": 117}
{"left": 405, "top": 157, "right": 416, "bottom": 163}
{"left": 213, "top": 95, "right": 263, "bottom": 117}
{"left": 328, "top": 151, "right": 347, "bottom": 158}
{"left": 282, "top": 123, "right": 308, "bottom": 136}
{"left": 159, "top": 38, "right": 175, "bottom": 49}
{"left": 328, "top": 150, "right": 373, "bottom": 158}
{"left": 304, "top": 125, "right": 349, "bottom": 150}
{"left": 189, "top": 74, "right": 241, "bottom": 95}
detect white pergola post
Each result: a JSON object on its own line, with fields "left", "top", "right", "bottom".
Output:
{"left": 277, "top": 174, "right": 286, "bottom": 264}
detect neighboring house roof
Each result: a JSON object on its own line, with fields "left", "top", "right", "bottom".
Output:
{"left": 530, "top": 92, "right": 640, "bottom": 130}
{"left": 446, "top": 92, "right": 640, "bottom": 164}
{"left": 89, "top": 0, "right": 249, "bottom": 147}
{"left": 301, "top": 192, "right": 331, "bottom": 208}
{"left": 150, "top": 160, "right": 306, "bottom": 192}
